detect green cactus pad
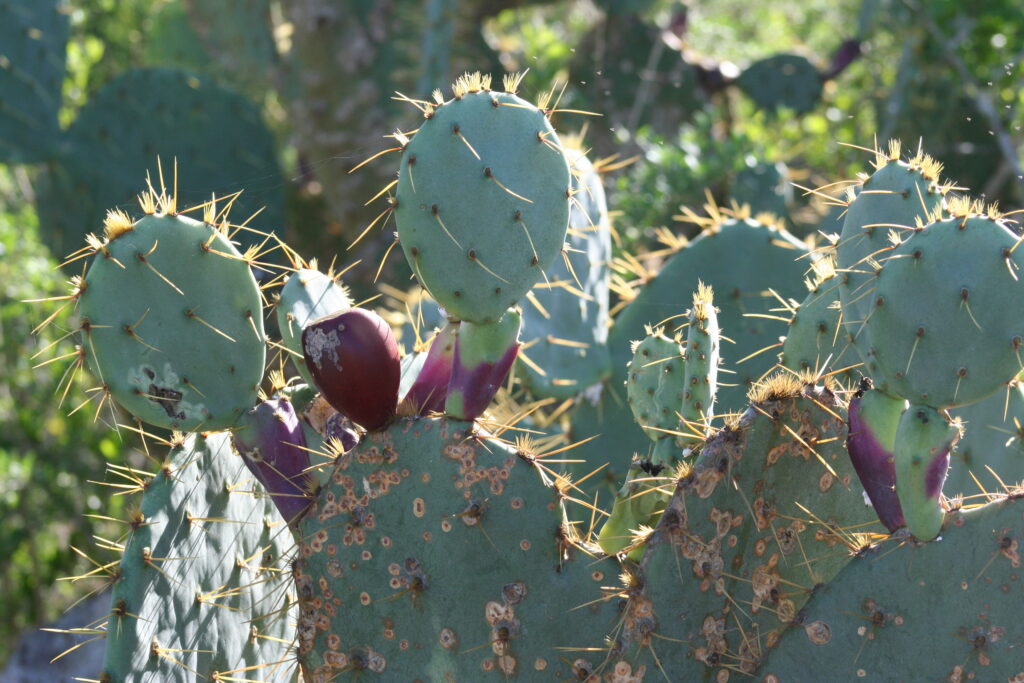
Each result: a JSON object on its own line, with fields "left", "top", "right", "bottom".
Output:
{"left": 395, "top": 76, "right": 570, "bottom": 324}
{"left": 102, "top": 431, "right": 296, "bottom": 682}
{"left": 571, "top": 217, "right": 807, "bottom": 487}
{"left": 679, "top": 283, "right": 720, "bottom": 449}
{"left": 736, "top": 54, "right": 822, "bottom": 114}
{"left": 604, "top": 378, "right": 883, "bottom": 678}
{"left": 78, "top": 212, "right": 266, "bottom": 431}
{"left": 277, "top": 268, "right": 351, "bottom": 387}
{"left": 868, "top": 214, "right": 1024, "bottom": 408}
{"left": 597, "top": 457, "right": 667, "bottom": 557}
{"left": 294, "top": 417, "right": 618, "bottom": 680}
{"left": 38, "top": 67, "right": 284, "bottom": 260}
{"left": 518, "top": 147, "right": 612, "bottom": 399}
{"left": 947, "top": 380, "right": 1024, "bottom": 496}
{"left": 626, "top": 330, "right": 685, "bottom": 456}
{"left": 836, "top": 149, "right": 946, "bottom": 373}
{"left": 761, "top": 496, "right": 1024, "bottom": 680}
{"left": 0, "top": 0, "right": 68, "bottom": 162}
{"left": 780, "top": 258, "right": 860, "bottom": 385}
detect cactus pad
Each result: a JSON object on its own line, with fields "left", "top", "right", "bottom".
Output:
{"left": 761, "top": 495, "right": 1024, "bottom": 679}
{"left": 605, "top": 378, "right": 882, "bottom": 677}
{"left": 78, "top": 211, "right": 266, "bottom": 431}
{"left": 395, "top": 74, "right": 570, "bottom": 324}
{"left": 868, "top": 213, "right": 1024, "bottom": 408}
{"left": 294, "top": 417, "right": 618, "bottom": 680}
{"left": 836, "top": 147, "right": 946, "bottom": 373}
{"left": 518, "top": 146, "right": 612, "bottom": 399}
{"left": 277, "top": 268, "right": 351, "bottom": 387}
{"left": 0, "top": 0, "right": 68, "bottom": 162}
{"left": 101, "top": 431, "right": 296, "bottom": 682}
{"left": 39, "top": 67, "right": 284, "bottom": 260}
{"left": 626, "top": 329, "right": 685, "bottom": 463}
{"left": 736, "top": 54, "right": 822, "bottom": 114}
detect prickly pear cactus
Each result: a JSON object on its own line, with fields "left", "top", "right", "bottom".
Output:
{"left": 736, "top": 54, "right": 822, "bottom": 114}
{"left": 77, "top": 201, "right": 266, "bottom": 431}
{"left": 38, "top": 67, "right": 285, "bottom": 259}
{"left": 836, "top": 143, "right": 947, "bottom": 373}
{"left": 294, "top": 417, "right": 618, "bottom": 680}
{"left": 678, "top": 282, "right": 720, "bottom": 449}
{"left": 625, "top": 328, "right": 686, "bottom": 464}
{"left": 102, "top": 431, "right": 296, "bottom": 682}
{"left": 760, "top": 495, "right": 1024, "bottom": 680}
{"left": 780, "top": 256, "right": 859, "bottom": 385}
{"left": 867, "top": 207, "right": 1024, "bottom": 408}
{"left": 518, "top": 144, "right": 613, "bottom": 399}
{"left": 606, "top": 376, "right": 882, "bottom": 677}
{"left": 394, "top": 73, "right": 570, "bottom": 324}
{"left": 571, "top": 214, "right": 808, "bottom": 484}
{"left": 0, "top": 0, "right": 68, "bottom": 162}
{"left": 947, "top": 380, "right": 1024, "bottom": 496}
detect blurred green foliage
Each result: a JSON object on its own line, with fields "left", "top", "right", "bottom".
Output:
{"left": 0, "top": 170, "right": 124, "bottom": 660}
{"left": 0, "top": 0, "right": 1022, "bottom": 668}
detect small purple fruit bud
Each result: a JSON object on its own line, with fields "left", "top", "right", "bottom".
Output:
{"left": 232, "top": 398, "right": 313, "bottom": 523}
{"left": 403, "top": 322, "right": 459, "bottom": 415}
{"left": 847, "top": 386, "right": 906, "bottom": 532}
{"left": 446, "top": 311, "right": 520, "bottom": 421}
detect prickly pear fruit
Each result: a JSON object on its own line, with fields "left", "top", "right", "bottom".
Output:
{"left": 233, "top": 397, "right": 314, "bottom": 524}
{"left": 847, "top": 383, "right": 906, "bottom": 531}
{"left": 445, "top": 310, "right": 520, "bottom": 421}
{"left": 894, "top": 404, "right": 959, "bottom": 541}
{"left": 402, "top": 321, "right": 458, "bottom": 414}
{"left": 302, "top": 308, "right": 400, "bottom": 431}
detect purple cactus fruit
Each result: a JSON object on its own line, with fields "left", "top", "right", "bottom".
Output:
{"left": 403, "top": 322, "right": 459, "bottom": 415}
{"left": 445, "top": 311, "right": 521, "bottom": 421}
{"left": 302, "top": 308, "right": 400, "bottom": 431}
{"left": 232, "top": 398, "right": 313, "bottom": 523}
{"left": 847, "top": 385, "right": 906, "bottom": 532}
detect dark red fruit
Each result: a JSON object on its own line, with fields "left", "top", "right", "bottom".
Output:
{"left": 302, "top": 308, "right": 400, "bottom": 431}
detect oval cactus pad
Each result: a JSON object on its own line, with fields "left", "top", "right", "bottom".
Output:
{"left": 79, "top": 210, "right": 266, "bottom": 431}
{"left": 395, "top": 73, "right": 570, "bottom": 324}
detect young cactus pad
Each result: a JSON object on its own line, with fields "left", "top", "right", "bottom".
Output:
{"left": 394, "top": 73, "right": 570, "bottom": 324}
{"left": 102, "top": 431, "right": 296, "bottom": 682}
{"left": 77, "top": 208, "right": 266, "bottom": 431}
{"left": 894, "top": 404, "right": 959, "bottom": 541}
{"left": 626, "top": 327, "right": 686, "bottom": 465}
{"left": 293, "top": 417, "right": 618, "bottom": 679}
{"left": 445, "top": 309, "right": 521, "bottom": 421}
{"left": 678, "top": 282, "right": 719, "bottom": 449}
